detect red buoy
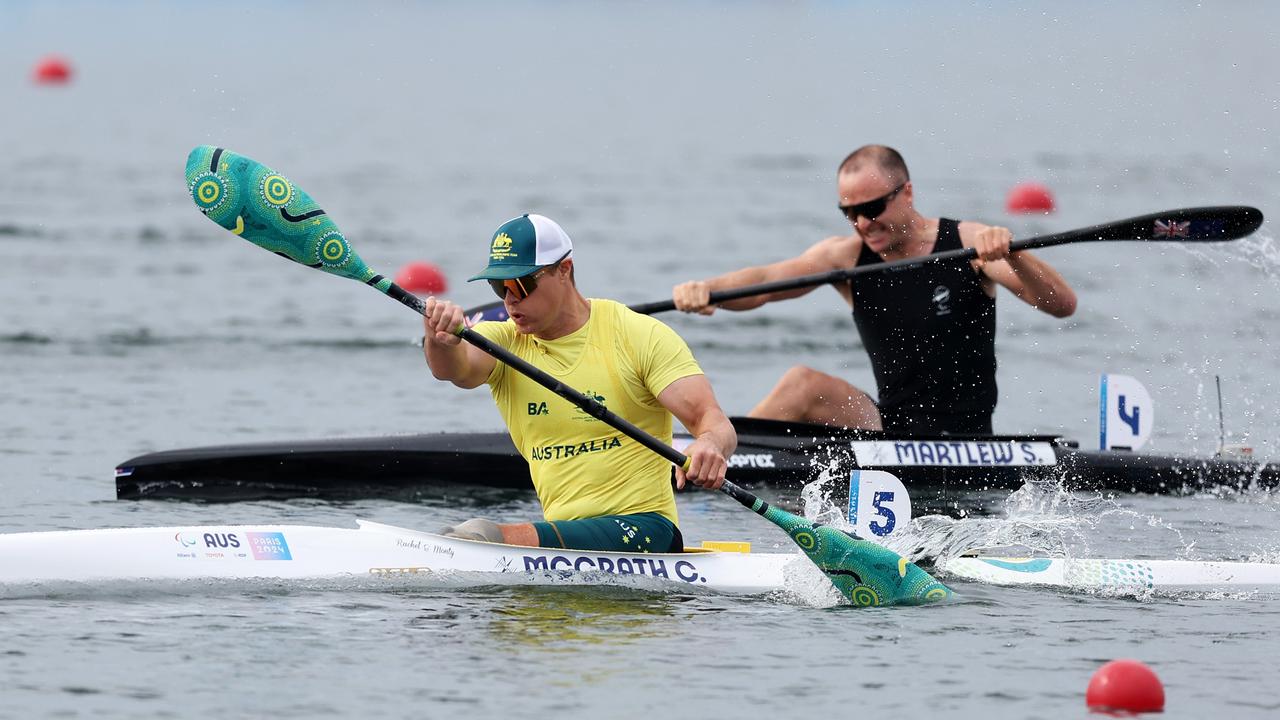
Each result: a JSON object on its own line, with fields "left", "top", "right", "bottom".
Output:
{"left": 1005, "top": 182, "right": 1055, "bottom": 214}
{"left": 33, "top": 56, "right": 73, "bottom": 85}
{"left": 394, "top": 261, "right": 448, "bottom": 295}
{"left": 1086, "top": 659, "right": 1165, "bottom": 714}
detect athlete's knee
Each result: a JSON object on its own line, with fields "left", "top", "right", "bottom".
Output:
{"left": 439, "top": 518, "right": 504, "bottom": 543}
{"left": 777, "top": 365, "right": 825, "bottom": 394}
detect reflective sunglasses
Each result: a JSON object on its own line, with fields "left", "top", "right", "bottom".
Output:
{"left": 838, "top": 182, "right": 906, "bottom": 223}
{"left": 486, "top": 255, "right": 568, "bottom": 301}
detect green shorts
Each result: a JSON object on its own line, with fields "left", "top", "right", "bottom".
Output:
{"left": 533, "top": 512, "right": 682, "bottom": 553}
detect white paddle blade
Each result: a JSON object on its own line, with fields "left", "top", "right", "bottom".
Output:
{"left": 1099, "top": 373, "right": 1154, "bottom": 450}
{"left": 847, "top": 470, "right": 912, "bottom": 540}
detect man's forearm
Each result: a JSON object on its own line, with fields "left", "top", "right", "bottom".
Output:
{"left": 424, "top": 341, "right": 473, "bottom": 384}
{"left": 690, "top": 412, "right": 738, "bottom": 458}
{"left": 1008, "top": 253, "right": 1077, "bottom": 317}
{"left": 705, "top": 267, "right": 773, "bottom": 311}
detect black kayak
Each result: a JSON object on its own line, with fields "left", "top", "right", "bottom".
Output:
{"left": 114, "top": 417, "right": 1279, "bottom": 503}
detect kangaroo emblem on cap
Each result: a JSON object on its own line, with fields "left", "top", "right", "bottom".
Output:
{"left": 490, "top": 232, "right": 515, "bottom": 260}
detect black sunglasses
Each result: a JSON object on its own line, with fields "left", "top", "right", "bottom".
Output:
{"left": 486, "top": 255, "right": 568, "bottom": 301}
{"left": 838, "top": 182, "right": 906, "bottom": 223}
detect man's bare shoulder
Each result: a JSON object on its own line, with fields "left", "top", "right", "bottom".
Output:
{"left": 802, "top": 232, "right": 862, "bottom": 269}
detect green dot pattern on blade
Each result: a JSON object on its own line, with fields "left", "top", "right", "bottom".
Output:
{"left": 191, "top": 172, "right": 230, "bottom": 212}
{"left": 316, "top": 230, "right": 351, "bottom": 269}
{"left": 185, "top": 145, "right": 376, "bottom": 285}
{"left": 761, "top": 503, "right": 952, "bottom": 607}
{"left": 260, "top": 174, "right": 294, "bottom": 207}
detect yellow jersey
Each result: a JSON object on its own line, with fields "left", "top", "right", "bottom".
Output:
{"left": 473, "top": 299, "right": 702, "bottom": 525}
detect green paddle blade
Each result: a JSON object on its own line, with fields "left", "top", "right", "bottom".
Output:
{"left": 759, "top": 501, "right": 952, "bottom": 606}
{"left": 185, "top": 145, "right": 393, "bottom": 293}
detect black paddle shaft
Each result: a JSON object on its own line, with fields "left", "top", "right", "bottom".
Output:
{"left": 624, "top": 206, "right": 1263, "bottom": 315}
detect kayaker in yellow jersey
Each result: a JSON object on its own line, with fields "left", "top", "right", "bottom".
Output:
{"left": 422, "top": 214, "right": 736, "bottom": 552}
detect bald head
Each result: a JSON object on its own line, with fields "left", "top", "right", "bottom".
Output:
{"left": 838, "top": 145, "right": 910, "bottom": 186}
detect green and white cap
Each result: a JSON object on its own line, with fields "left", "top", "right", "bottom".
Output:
{"left": 468, "top": 214, "right": 574, "bottom": 281}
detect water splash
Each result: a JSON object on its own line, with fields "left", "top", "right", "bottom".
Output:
{"left": 1176, "top": 363, "right": 1280, "bottom": 461}
{"left": 1179, "top": 232, "right": 1280, "bottom": 282}
{"left": 796, "top": 469, "right": 1194, "bottom": 567}
{"left": 1169, "top": 232, "right": 1280, "bottom": 459}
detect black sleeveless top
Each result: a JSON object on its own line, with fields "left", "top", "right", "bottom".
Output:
{"left": 849, "top": 219, "right": 997, "bottom": 434}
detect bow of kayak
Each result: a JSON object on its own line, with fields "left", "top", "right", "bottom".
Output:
{"left": 941, "top": 555, "right": 1280, "bottom": 594}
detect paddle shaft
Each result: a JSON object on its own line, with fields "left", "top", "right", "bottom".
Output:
{"left": 459, "top": 206, "right": 1262, "bottom": 319}
{"left": 628, "top": 234, "right": 1068, "bottom": 314}
{"left": 626, "top": 205, "right": 1262, "bottom": 314}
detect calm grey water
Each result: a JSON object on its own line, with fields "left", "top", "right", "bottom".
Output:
{"left": 2, "top": 1, "right": 1279, "bottom": 717}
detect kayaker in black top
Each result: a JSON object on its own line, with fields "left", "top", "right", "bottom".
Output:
{"left": 852, "top": 217, "right": 996, "bottom": 433}
{"left": 671, "top": 145, "right": 1077, "bottom": 435}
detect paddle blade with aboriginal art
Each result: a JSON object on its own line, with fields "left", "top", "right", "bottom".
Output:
{"left": 759, "top": 500, "right": 952, "bottom": 607}
{"left": 185, "top": 145, "right": 396, "bottom": 295}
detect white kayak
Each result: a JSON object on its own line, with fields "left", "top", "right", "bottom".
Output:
{"left": 0, "top": 519, "right": 803, "bottom": 595}
{"left": 2, "top": 519, "right": 1277, "bottom": 598}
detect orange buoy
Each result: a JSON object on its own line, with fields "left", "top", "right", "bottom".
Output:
{"left": 394, "top": 261, "right": 448, "bottom": 295}
{"left": 1086, "top": 659, "right": 1165, "bottom": 714}
{"left": 1005, "top": 182, "right": 1055, "bottom": 214}
{"left": 33, "top": 55, "right": 73, "bottom": 85}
